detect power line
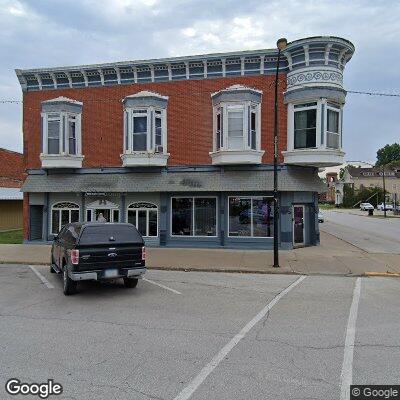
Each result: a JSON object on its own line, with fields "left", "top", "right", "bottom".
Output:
{"left": 347, "top": 90, "right": 400, "bottom": 97}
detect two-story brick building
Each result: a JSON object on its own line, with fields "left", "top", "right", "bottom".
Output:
{"left": 16, "top": 36, "right": 354, "bottom": 249}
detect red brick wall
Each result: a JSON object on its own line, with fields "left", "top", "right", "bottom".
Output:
{"left": 0, "top": 148, "right": 25, "bottom": 187}
{"left": 23, "top": 75, "right": 287, "bottom": 169}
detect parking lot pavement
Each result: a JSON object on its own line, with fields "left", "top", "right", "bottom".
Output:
{"left": 0, "top": 265, "right": 399, "bottom": 400}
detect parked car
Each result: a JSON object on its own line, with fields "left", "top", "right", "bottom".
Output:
{"left": 318, "top": 211, "right": 324, "bottom": 223}
{"left": 377, "top": 203, "right": 394, "bottom": 211}
{"left": 360, "top": 203, "right": 374, "bottom": 211}
{"left": 50, "top": 222, "right": 146, "bottom": 295}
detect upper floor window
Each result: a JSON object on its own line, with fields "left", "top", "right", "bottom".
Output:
{"left": 326, "top": 103, "right": 340, "bottom": 149}
{"left": 123, "top": 91, "right": 168, "bottom": 154}
{"left": 294, "top": 102, "right": 317, "bottom": 149}
{"left": 41, "top": 97, "right": 82, "bottom": 157}
{"left": 211, "top": 85, "right": 262, "bottom": 153}
{"left": 290, "top": 100, "right": 342, "bottom": 151}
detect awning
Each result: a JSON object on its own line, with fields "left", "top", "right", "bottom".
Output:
{"left": 21, "top": 167, "right": 325, "bottom": 193}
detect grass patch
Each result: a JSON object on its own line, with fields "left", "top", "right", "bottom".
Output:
{"left": 0, "top": 229, "right": 23, "bottom": 244}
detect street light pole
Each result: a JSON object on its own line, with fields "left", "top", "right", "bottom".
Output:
{"left": 382, "top": 165, "right": 387, "bottom": 218}
{"left": 273, "top": 38, "right": 288, "bottom": 268}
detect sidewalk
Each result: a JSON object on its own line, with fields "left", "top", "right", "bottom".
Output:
{"left": 0, "top": 231, "right": 399, "bottom": 276}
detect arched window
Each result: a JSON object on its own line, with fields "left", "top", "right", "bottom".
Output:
{"left": 51, "top": 202, "right": 80, "bottom": 234}
{"left": 127, "top": 202, "right": 158, "bottom": 237}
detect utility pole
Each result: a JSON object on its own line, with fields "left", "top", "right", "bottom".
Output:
{"left": 273, "top": 37, "right": 288, "bottom": 268}
{"left": 382, "top": 165, "right": 387, "bottom": 218}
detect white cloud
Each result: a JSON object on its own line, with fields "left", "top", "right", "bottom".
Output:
{"left": 0, "top": 0, "right": 399, "bottom": 160}
{"left": 182, "top": 27, "right": 196, "bottom": 37}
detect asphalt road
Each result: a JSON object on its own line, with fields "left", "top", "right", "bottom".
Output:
{"left": 321, "top": 210, "right": 400, "bottom": 254}
{"left": 0, "top": 265, "right": 399, "bottom": 400}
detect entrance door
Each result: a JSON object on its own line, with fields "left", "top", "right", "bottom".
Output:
{"left": 87, "top": 208, "right": 119, "bottom": 223}
{"left": 293, "top": 205, "right": 305, "bottom": 247}
{"left": 29, "top": 205, "right": 43, "bottom": 240}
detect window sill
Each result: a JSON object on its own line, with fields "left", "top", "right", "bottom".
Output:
{"left": 282, "top": 148, "right": 344, "bottom": 167}
{"left": 209, "top": 149, "right": 265, "bottom": 165}
{"left": 121, "top": 152, "right": 170, "bottom": 167}
{"left": 40, "top": 154, "right": 84, "bottom": 169}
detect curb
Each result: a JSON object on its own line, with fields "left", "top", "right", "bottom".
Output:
{"left": 0, "top": 262, "right": 365, "bottom": 277}
{"left": 363, "top": 272, "right": 400, "bottom": 278}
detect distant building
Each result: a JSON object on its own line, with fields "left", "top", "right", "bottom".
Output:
{"left": 0, "top": 148, "right": 24, "bottom": 231}
{"left": 319, "top": 161, "right": 373, "bottom": 205}
{"left": 318, "top": 160, "right": 374, "bottom": 179}
{"left": 343, "top": 166, "right": 400, "bottom": 202}
{"left": 0, "top": 148, "right": 24, "bottom": 188}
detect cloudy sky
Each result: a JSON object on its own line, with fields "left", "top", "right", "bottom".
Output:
{"left": 0, "top": 0, "right": 399, "bottom": 162}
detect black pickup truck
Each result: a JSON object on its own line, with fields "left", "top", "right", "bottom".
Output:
{"left": 50, "top": 222, "right": 146, "bottom": 295}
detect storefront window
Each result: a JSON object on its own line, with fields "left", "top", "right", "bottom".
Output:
{"left": 171, "top": 197, "right": 217, "bottom": 237}
{"left": 171, "top": 198, "right": 193, "bottom": 236}
{"left": 51, "top": 202, "right": 80, "bottom": 234}
{"left": 228, "top": 197, "right": 273, "bottom": 237}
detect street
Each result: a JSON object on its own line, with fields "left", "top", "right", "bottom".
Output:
{"left": 321, "top": 210, "right": 400, "bottom": 254}
{"left": 1, "top": 264, "right": 399, "bottom": 399}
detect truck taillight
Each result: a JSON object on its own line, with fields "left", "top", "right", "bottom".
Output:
{"left": 71, "top": 249, "right": 79, "bottom": 265}
{"left": 142, "top": 246, "right": 146, "bottom": 261}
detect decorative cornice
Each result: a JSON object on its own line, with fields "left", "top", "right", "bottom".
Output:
{"left": 42, "top": 96, "right": 83, "bottom": 105}
{"left": 123, "top": 91, "right": 168, "bottom": 101}
{"left": 286, "top": 67, "right": 343, "bottom": 91}
{"left": 211, "top": 84, "right": 263, "bottom": 98}
{"left": 15, "top": 36, "right": 354, "bottom": 93}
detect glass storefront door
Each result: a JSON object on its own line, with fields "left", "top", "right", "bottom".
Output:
{"left": 293, "top": 205, "right": 305, "bottom": 247}
{"left": 87, "top": 208, "right": 119, "bottom": 223}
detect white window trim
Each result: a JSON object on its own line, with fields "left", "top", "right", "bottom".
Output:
{"left": 170, "top": 196, "right": 218, "bottom": 238}
{"left": 50, "top": 202, "right": 80, "bottom": 234}
{"left": 326, "top": 103, "right": 342, "bottom": 150}
{"left": 288, "top": 99, "right": 343, "bottom": 152}
{"left": 41, "top": 112, "right": 82, "bottom": 156}
{"left": 227, "top": 196, "right": 274, "bottom": 238}
{"left": 212, "top": 101, "right": 261, "bottom": 152}
{"left": 126, "top": 202, "right": 159, "bottom": 238}
{"left": 291, "top": 101, "right": 319, "bottom": 151}
{"left": 124, "top": 107, "right": 167, "bottom": 154}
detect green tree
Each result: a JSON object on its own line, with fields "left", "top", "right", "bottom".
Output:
{"left": 376, "top": 143, "right": 400, "bottom": 167}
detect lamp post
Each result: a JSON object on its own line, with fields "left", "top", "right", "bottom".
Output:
{"left": 273, "top": 37, "right": 288, "bottom": 268}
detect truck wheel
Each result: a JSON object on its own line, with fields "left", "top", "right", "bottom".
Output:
{"left": 63, "top": 266, "right": 77, "bottom": 295}
{"left": 123, "top": 277, "right": 138, "bottom": 288}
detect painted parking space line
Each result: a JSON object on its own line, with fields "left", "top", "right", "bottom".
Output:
{"left": 340, "top": 277, "right": 361, "bottom": 400}
{"left": 173, "top": 275, "right": 307, "bottom": 400}
{"left": 143, "top": 278, "right": 182, "bottom": 295}
{"left": 29, "top": 265, "right": 54, "bottom": 289}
